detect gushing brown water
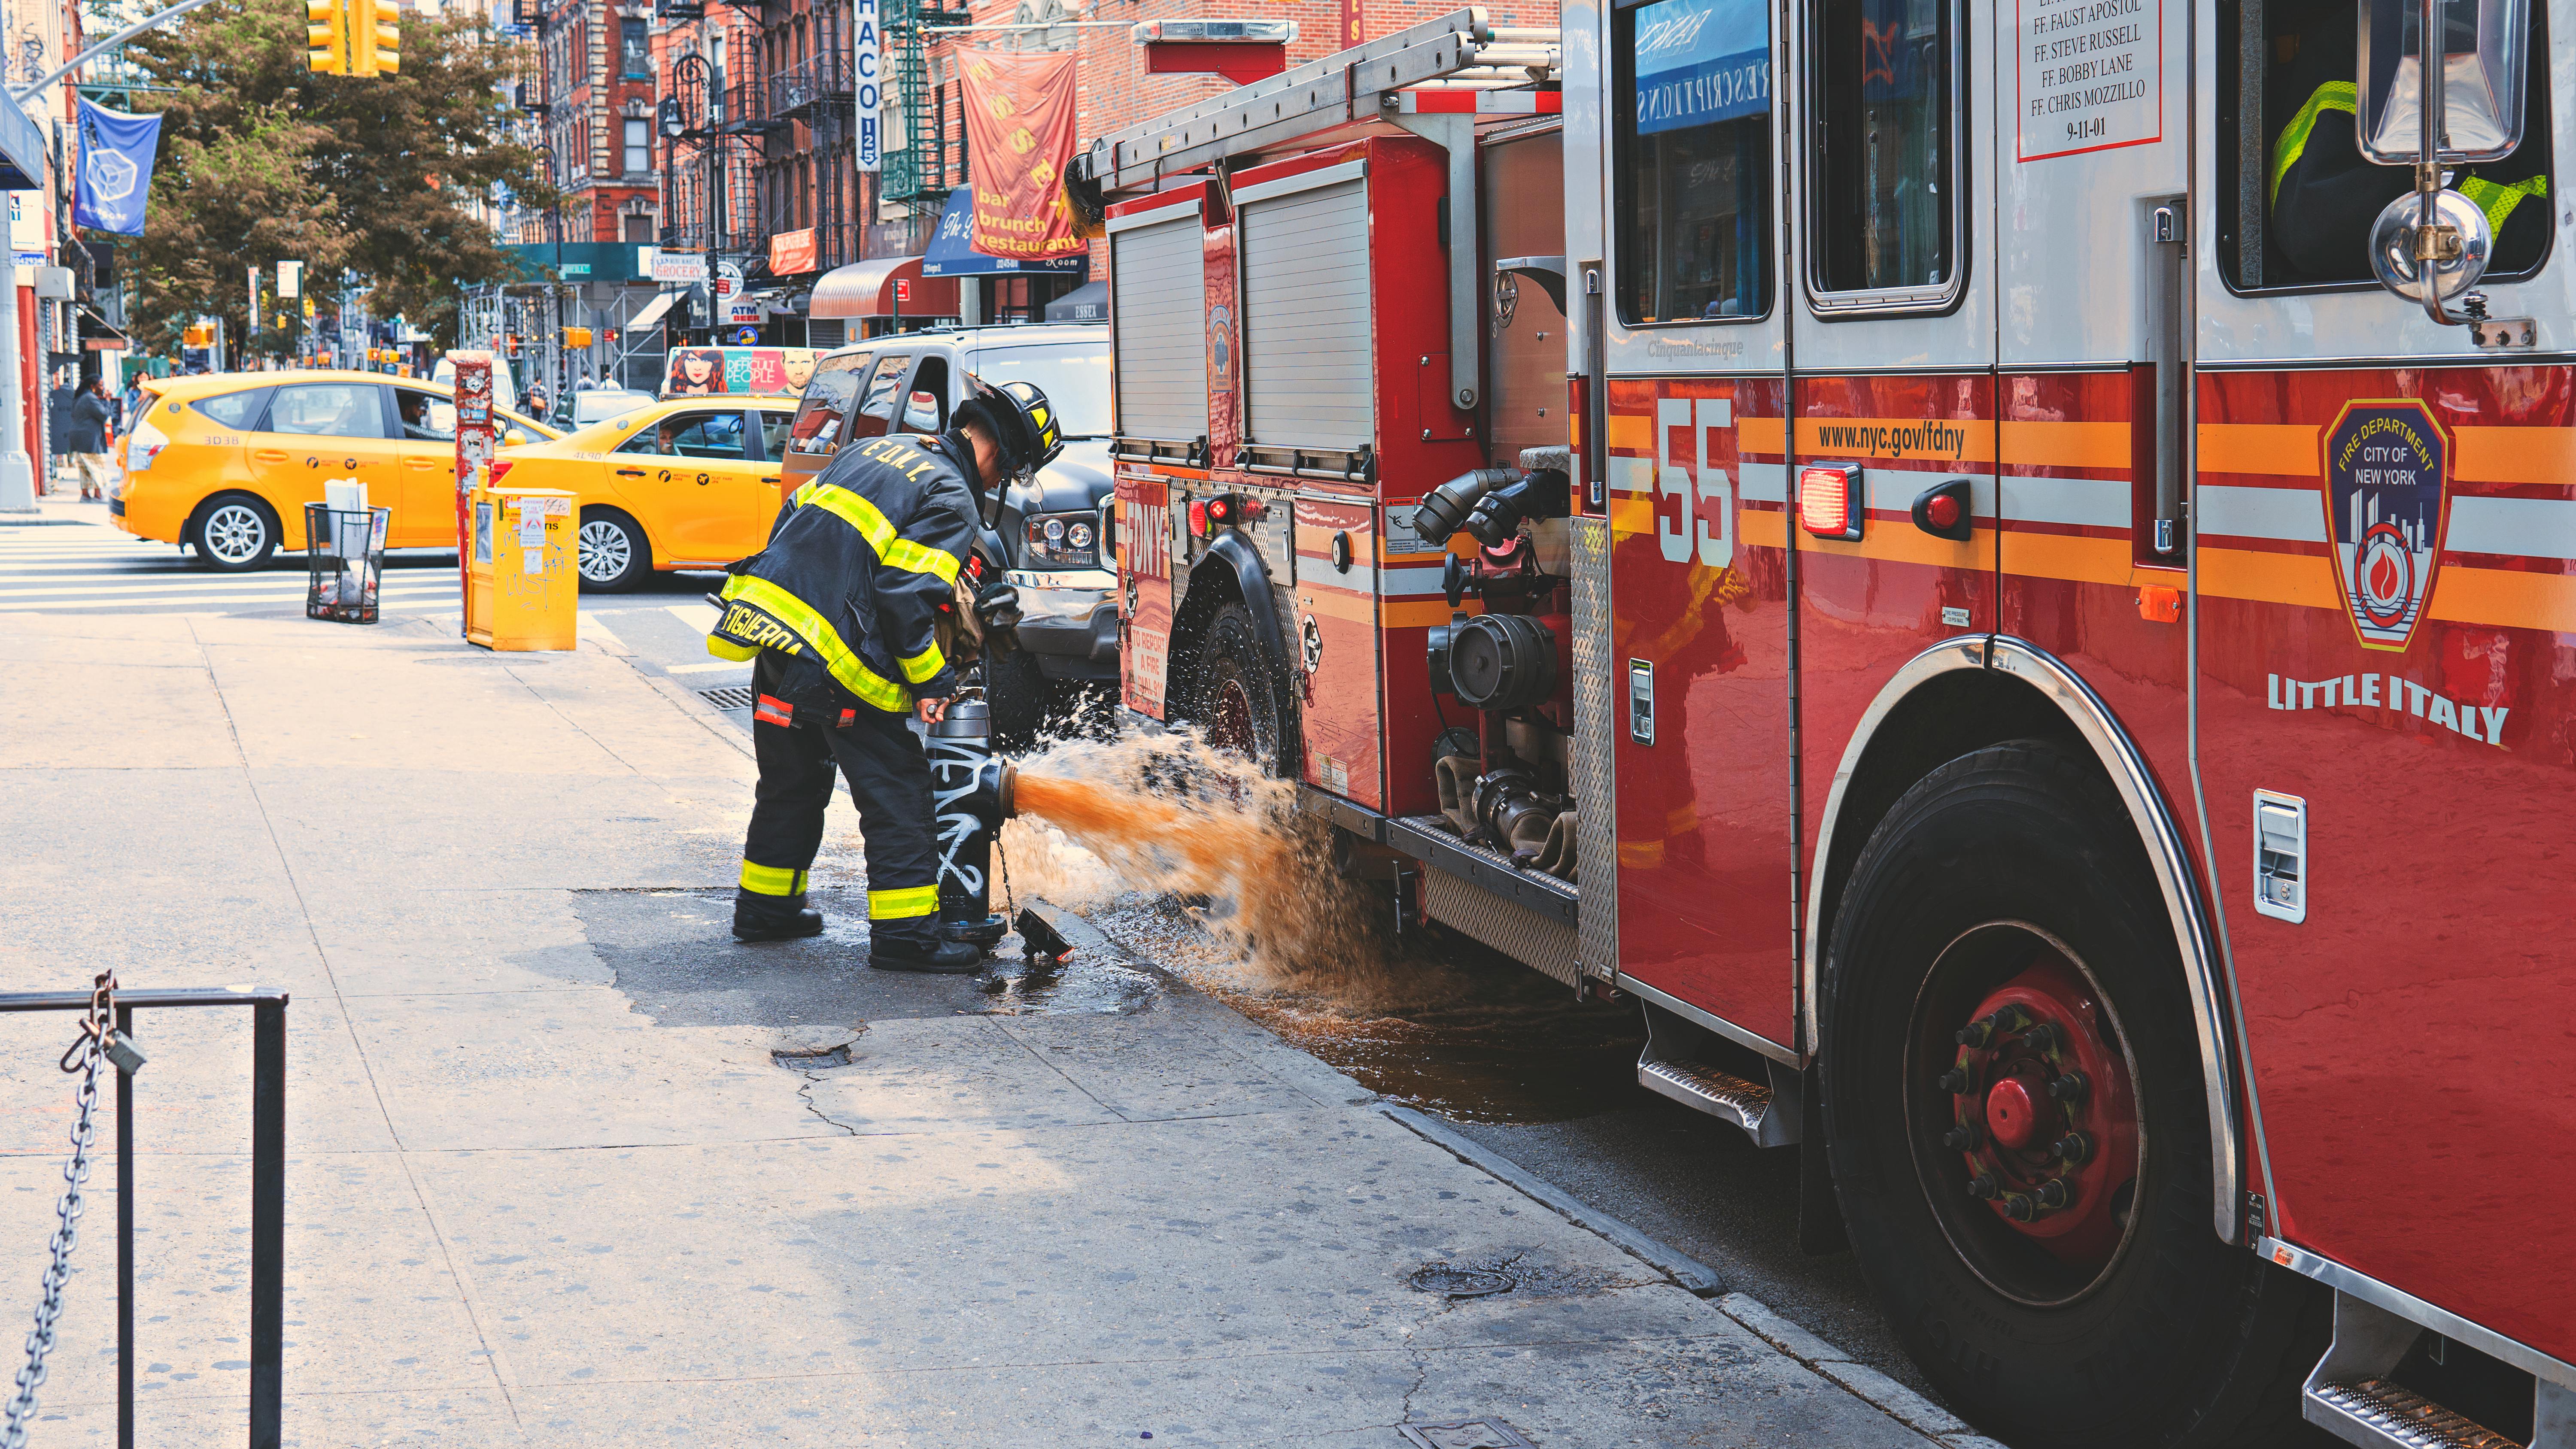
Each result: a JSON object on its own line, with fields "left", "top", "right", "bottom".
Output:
{"left": 996, "top": 728, "right": 1645, "bottom": 1124}
{"left": 1001, "top": 729, "right": 1379, "bottom": 983}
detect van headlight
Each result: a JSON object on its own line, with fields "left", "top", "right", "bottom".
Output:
{"left": 1022, "top": 511, "right": 1098, "bottom": 568}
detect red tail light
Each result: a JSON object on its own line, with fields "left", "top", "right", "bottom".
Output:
{"left": 1188, "top": 499, "right": 1209, "bottom": 538}
{"left": 486, "top": 458, "right": 516, "bottom": 488}
{"left": 1799, "top": 463, "right": 1864, "bottom": 540}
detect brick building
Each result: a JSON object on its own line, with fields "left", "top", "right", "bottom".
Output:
{"left": 522, "top": 0, "right": 665, "bottom": 245}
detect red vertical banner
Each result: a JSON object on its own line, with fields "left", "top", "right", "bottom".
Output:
{"left": 958, "top": 49, "right": 1085, "bottom": 263}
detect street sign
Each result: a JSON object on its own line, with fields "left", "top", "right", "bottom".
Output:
{"left": 855, "top": 0, "right": 882, "bottom": 173}
{"left": 277, "top": 259, "right": 301, "bottom": 299}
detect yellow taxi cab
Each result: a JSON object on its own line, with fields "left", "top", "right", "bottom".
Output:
{"left": 489, "top": 346, "right": 819, "bottom": 592}
{"left": 112, "top": 370, "right": 558, "bottom": 570}
{"left": 488, "top": 394, "right": 800, "bottom": 592}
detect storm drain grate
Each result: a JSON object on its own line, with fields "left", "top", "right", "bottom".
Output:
{"left": 1397, "top": 1421, "right": 1534, "bottom": 1449}
{"left": 699, "top": 686, "right": 757, "bottom": 710}
{"left": 1408, "top": 1266, "right": 1514, "bottom": 1299}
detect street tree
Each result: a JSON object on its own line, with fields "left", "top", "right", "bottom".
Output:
{"left": 113, "top": 0, "right": 552, "bottom": 351}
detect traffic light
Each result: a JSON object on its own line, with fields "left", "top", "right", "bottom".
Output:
{"left": 351, "top": 0, "right": 398, "bottom": 76}
{"left": 307, "top": 0, "right": 348, "bottom": 73}
{"left": 506, "top": 334, "right": 523, "bottom": 358}
{"left": 563, "top": 327, "right": 593, "bottom": 348}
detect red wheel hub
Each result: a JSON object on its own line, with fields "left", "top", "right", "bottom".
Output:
{"left": 1941, "top": 951, "right": 2139, "bottom": 1267}
{"left": 1983, "top": 1074, "right": 2043, "bottom": 1149}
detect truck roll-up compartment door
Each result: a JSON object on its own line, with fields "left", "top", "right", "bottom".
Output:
{"left": 1110, "top": 208, "right": 1209, "bottom": 446}
{"left": 1238, "top": 165, "right": 1373, "bottom": 452}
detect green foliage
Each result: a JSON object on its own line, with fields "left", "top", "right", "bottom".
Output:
{"left": 110, "top": 0, "right": 551, "bottom": 351}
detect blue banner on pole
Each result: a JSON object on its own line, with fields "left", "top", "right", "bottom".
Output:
{"left": 74, "top": 100, "right": 161, "bottom": 236}
{"left": 1632, "top": 0, "right": 1770, "bottom": 136}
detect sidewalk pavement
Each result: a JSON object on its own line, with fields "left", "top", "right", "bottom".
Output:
{"left": 0, "top": 609, "right": 1981, "bottom": 1446}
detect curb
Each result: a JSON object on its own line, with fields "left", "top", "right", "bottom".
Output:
{"left": 1378, "top": 1103, "right": 1724, "bottom": 1296}
{"left": 1716, "top": 1294, "right": 2009, "bottom": 1448}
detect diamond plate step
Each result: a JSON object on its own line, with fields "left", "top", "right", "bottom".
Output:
{"left": 2308, "top": 1377, "right": 2525, "bottom": 1449}
{"left": 1638, "top": 1056, "right": 1790, "bottom": 1146}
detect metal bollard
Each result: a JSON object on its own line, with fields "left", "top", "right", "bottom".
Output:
{"left": 927, "top": 695, "right": 1016, "bottom": 949}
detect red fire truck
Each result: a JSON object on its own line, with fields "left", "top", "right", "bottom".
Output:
{"left": 1075, "top": 3, "right": 2573, "bottom": 1444}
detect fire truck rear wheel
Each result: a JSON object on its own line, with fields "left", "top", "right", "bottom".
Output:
{"left": 1823, "top": 741, "right": 2322, "bottom": 1449}
{"left": 1190, "top": 601, "right": 1288, "bottom": 776}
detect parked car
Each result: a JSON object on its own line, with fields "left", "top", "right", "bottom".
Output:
{"left": 783, "top": 322, "right": 1115, "bottom": 743}
{"left": 489, "top": 395, "right": 802, "bottom": 591}
{"left": 557, "top": 387, "right": 656, "bottom": 430}
{"left": 111, "top": 371, "right": 558, "bottom": 570}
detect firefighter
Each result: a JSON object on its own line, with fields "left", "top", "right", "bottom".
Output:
{"left": 2266, "top": 1, "right": 2549, "bottom": 282}
{"left": 710, "top": 376, "right": 1059, "bottom": 972}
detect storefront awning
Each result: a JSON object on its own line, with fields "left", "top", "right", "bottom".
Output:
{"left": 1043, "top": 278, "right": 1108, "bottom": 322}
{"left": 920, "top": 189, "right": 1086, "bottom": 277}
{"left": 627, "top": 292, "right": 677, "bottom": 330}
{"left": 809, "top": 256, "right": 959, "bottom": 320}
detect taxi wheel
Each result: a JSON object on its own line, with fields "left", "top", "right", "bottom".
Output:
{"left": 577, "top": 508, "right": 649, "bottom": 593}
{"left": 191, "top": 493, "right": 278, "bottom": 572}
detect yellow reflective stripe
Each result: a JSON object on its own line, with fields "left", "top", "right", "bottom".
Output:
{"left": 867, "top": 884, "right": 939, "bottom": 919}
{"left": 740, "top": 861, "right": 807, "bottom": 896}
{"left": 2269, "top": 81, "right": 2359, "bottom": 206}
{"left": 706, "top": 635, "right": 758, "bottom": 661}
{"left": 2458, "top": 175, "right": 2550, "bottom": 232}
{"left": 899, "top": 642, "right": 946, "bottom": 684}
{"left": 717, "top": 573, "right": 911, "bottom": 713}
{"left": 792, "top": 481, "right": 962, "bottom": 585}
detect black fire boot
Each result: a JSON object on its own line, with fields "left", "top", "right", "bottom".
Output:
{"left": 733, "top": 889, "right": 825, "bottom": 943}
{"left": 869, "top": 937, "right": 987, "bottom": 974}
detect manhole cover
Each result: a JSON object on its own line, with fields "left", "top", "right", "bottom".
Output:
{"left": 1409, "top": 1266, "right": 1514, "bottom": 1299}
{"left": 771, "top": 1043, "right": 852, "bottom": 1069}
{"left": 1397, "top": 1420, "right": 1534, "bottom": 1449}
{"left": 699, "top": 686, "right": 756, "bottom": 710}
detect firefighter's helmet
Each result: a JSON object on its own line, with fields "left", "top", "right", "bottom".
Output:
{"left": 959, "top": 375, "right": 1064, "bottom": 482}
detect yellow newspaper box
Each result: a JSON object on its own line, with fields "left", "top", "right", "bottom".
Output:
{"left": 466, "top": 485, "right": 577, "bottom": 651}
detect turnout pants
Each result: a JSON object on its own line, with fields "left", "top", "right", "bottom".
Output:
{"left": 739, "top": 664, "right": 941, "bottom": 950}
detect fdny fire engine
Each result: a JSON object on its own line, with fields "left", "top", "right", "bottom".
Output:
{"left": 1073, "top": 1, "right": 2574, "bottom": 1444}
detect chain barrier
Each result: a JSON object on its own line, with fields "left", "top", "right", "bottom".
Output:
{"left": 2, "top": 972, "right": 117, "bottom": 1449}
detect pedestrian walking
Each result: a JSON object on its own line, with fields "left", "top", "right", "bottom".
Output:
{"left": 119, "top": 374, "right": 146, "bottom": 433}
{"left": 707, "top": 376, "right": 1056, "bottom": 972}
{"left": 65, "top": 379, "right": 117, "bottom": 501}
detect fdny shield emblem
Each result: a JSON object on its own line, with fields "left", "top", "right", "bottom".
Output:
{"left": 2321, "top": 400, "right": 2449, "bottom": 652}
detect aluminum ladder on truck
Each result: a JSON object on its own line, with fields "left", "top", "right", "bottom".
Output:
{"left": 1072, "top": 6, "right": 1560, "bottom": 412}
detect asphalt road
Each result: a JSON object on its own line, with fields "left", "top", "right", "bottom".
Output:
{"left": 6, "top": 501, "right": 1926, "bottom": 1397}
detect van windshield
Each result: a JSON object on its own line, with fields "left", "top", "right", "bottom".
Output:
{"left": 965, "top": 342, "right": 1112, "bottom": 438}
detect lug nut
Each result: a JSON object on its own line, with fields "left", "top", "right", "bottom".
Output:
{"left": 1955, "top": 1019, "right": 1993, "bottom": 1049}
{"left": 1937, "top": 1067, "right": 1969, "bottom": 1094}
{"left": 1941, "top": 1123, "right": 1982, "bottom": 1151}
{"left": 2051, "top": 1131, "right": 2092, "bottom": 1164}
{"left": 2023, "top": 1022, "right": 2059, "bottom": 1054}
{"left": 2002, "top": 1192, "right": 2037, "bottom": 1222}
{"left": 1966, "top": 1173, "right": 1999, "bottom": 1200}
{"left": 2035, "top": 1179, "right": 2073, "bottom": 1210}
{"left": 2048, "top": 1071, "right": 2087, "bottom": 1103}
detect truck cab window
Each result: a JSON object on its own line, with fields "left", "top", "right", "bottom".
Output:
{"left": 1612, "top": 0, "right": 1775, "bottom": 325}
{"left": 2221, "top": 0, "right": 2551, "bottom": 289}
{"left": 1810, "top": 0, "right": 1955, "bottom": 302}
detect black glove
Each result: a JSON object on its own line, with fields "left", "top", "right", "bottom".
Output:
{"left": 974, "top": 582, "right": 1024, "bottom": 650}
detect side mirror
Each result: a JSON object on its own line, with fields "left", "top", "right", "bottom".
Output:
{"left": 2360, "top": 0, "right": 2528, "bottom": 320}
{"left": 2358, "top": 0, "right": 2527, "bottom": 164}
{"left": 504, "top": 429, "right": 527, "bottom": 446}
